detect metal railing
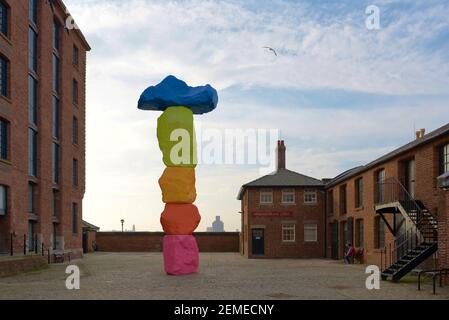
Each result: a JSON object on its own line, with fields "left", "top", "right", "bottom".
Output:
{"left": 376, "top": 178, "right": 439, "bottom": 274}
{"left": 375, "top": 177, "right": 437, "bottom": 242}
{"left": 418, "top": 269, "right": 449, "bottom": 295}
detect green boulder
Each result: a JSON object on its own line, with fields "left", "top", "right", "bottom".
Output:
{"left": 157, "top": 106, "right": 197, "bottom": 168}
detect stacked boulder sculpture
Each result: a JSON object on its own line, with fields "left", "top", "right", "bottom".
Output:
{"left": 138, "top": 75, "right": 218, "bottom": 275}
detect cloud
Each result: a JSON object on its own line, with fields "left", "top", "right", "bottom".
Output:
{"left": 63, "top": 0, "right": 449, "bottom": 232}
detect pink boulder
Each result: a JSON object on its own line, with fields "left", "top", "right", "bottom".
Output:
{"left": 163, "top": 235, "right": 199, "bottom": 276}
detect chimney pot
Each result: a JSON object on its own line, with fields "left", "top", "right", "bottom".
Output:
{"left": 420, "top": 128, "right": 426, "bottom": 137}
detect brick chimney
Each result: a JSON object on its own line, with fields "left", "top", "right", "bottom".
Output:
{"left": 276, "top": 140, "right": 286, "bottom": 170}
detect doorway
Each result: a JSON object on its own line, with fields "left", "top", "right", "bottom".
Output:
{"left": 404, "top": 159, "right": 416, "bottom": 198}
{"left": 251, "top": 229, "right": 264, "bottom": 256}
{"left": 331, "top": 222, "right": 339, "bottom": 259}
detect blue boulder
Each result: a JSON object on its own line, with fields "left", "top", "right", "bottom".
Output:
{"left": 138, "top": 75, "right": 218, "bottom": 115}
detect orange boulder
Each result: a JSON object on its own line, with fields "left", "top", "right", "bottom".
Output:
{"left": 160, "top": 204, "right": 201, "bottom": 235}
{"left": 158, "top": 167, "right": 196, "bottom": 204}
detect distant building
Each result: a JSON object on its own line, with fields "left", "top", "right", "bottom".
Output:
{"left": 207, "top": 216, "right": 225, "bottom": 232}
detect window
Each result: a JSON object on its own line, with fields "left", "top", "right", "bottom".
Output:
{"left": 340, "top": 185, "right": 347, "bottom": 215}
{"left": 28, "top": 221, "right": 36, "bottom": 252}
{"left": 28, "top": 75, "right": 38, "bottom": 125}
{"left": 52, "top": 189, "right": 59, "bottom": 217}
{"left": 29, "top": 0, "right": 37, "bottom": 24}
{"left": 72, "top": 79, "right": 78, "bottom": 105}
{"left": 52, "top": 54, "right": 59, "bottom": 93}
{"left": 355, "top": 219, "right": 364, "bottom": 248}
{"left": 355, "top": 177, "right": 364, "bottom": 208}
{"left": 73, "top": 158, "right": 78, "bottom": 186}
{"left": 375, "top": 169, "right": 385, "bottom": 203}
{"left": 304, "top": 224, "right": 318, "bottom": 242}
{"left": 375, "top": 217, "right": 385, "bottom": 249}
{"left": 0, "top": 185, "right": 7, "bottom": 215}
{"left": 304, "top": 190, "right": 317, "bottom": 204}
{"left": 0, "top": 118, "right": 8, "bottom": 160}
{"left": 72, "top": 116, "right": 78, "bottom": 144}
{"left": 52, "top": 142, "right": 59, "bottom": 184}
{"left": 52, "top": 96, "right": 59, "bottom": 139}
{"left": 28, "top": 28, "right": 38, "bottom": 72}
{"left": 73, "top": 45, "right": 79, "bottom": 66}
{"left": 28, "top": 182, "right": 36, "bottom": 214}
{"left": 282, "top": 224, "right": 295, "bottom": 242}
{"left": 52, "top": 223, "right": 58, "bottom": 250}
{"left": 0, "top": 1, "right": 8, "bottom": 37}
{"left": 260, "top": 190, "right": 273, "bottom": 204}
{"left": 28, "top": 128, "right": 37, "bottom": 177}
{"left": 282, "top": 189, "right": 295, "bottom": 204}
{"left": 0, "top": 56, "right": 8, "bottom": 97}
{"left": 72, "top": 203, "right": 78, "bottom": 234}
{"left": 327, "top": 190, "right": 334, "bottom": 215}
{"left": 440, "top": 143, "right": 449, "bottom": 175}
{"left": 53, "top": 20, "right": 60, "bottom": 51}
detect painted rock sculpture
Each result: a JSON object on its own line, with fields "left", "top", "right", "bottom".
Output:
{"left": 138, "top": 75, "right": 218, "bottom": 276}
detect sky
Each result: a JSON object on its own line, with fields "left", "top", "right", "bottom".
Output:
{"left": 64, "top": 0, "right": 449, "bottom": 232}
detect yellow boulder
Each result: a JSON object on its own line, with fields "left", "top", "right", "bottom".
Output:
{"left": 159, "top": 167, "right": 197, "bottom": 204}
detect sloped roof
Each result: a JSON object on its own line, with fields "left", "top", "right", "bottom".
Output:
{"left": 237, "top": 169, "right": 324, "bottom": 200}
{"left": 326, "top": 122, "right": 449, "bottom": 188}
{"left": 82, "top": 220, "right": 100, "bottom": 231}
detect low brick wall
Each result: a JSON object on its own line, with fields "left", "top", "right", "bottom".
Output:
{"left": 0, "top": 256, "right": 48, "bottom": 278}
{"left": 96, "top": 232, "right": 240, "bottom": 253}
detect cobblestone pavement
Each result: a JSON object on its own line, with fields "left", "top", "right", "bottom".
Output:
{"left": 0, "top": 253, "right": 448, "bottom": 300}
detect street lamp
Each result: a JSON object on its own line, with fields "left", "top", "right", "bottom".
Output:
{"left": 121, "top": 219, "right": 125, "bottom": 232}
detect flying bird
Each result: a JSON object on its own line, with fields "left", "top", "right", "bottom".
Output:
{"left": 262, "top": 47, "right": 278, "bottom": 56}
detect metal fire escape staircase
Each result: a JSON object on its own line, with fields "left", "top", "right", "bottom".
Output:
{"left": 375, "top": 178, "right": 438, "bottom": 282}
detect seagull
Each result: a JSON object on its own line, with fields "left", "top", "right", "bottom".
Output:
{"left": 262, "top": 47, "right": 278, "bottom": 56}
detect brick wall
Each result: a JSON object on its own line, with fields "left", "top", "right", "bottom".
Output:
{"left": 438, "top": 188, "right": 449, "bottom": 274}
{"left": 96, "top": 232, "right": 240, "bottom": 253}
{"left": 0, "top": 0, "right": 89, "bottom": 255}
{"left": 243, "top": 187, "right": 325, "bottom": 259}
{"left": 326, "top": 134, "right": 449, "bottom": 266}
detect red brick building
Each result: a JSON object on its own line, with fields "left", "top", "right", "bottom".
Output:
{"left": 239, "top": 125, "right": 449, "bottom": 281}
{"left": 238, "top": 141, "right": 326, "bottom": 258}
{"left": 325, "top": 124, "right": 449, "bottom": 281}
{"left": 0, "top": 0, "right": 90, "bottom": 258}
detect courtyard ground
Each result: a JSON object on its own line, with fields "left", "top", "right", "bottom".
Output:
{"left": 0, "top": 252, "right": 448, "bottom": 300}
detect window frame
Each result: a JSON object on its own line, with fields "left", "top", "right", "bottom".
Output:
{"left": 28, "top": 128, "right": 37, "bottom": 177}
{"left": 282, "top": 224, "right": 296, "bottom": 243}
{"left": 72, "top": 79, "right": 78, "bottom": 105}
{"left": 0, "top": 117, "right": 8, "bottom": 161}
{"left": 441, "top": 143, "right": 449, "bottom": 175}
{"left": 72, "top": 158, "right": 78, "bottom": 187}
{"left": 28, "top": 27, "right": 38, "bottom": 73}
{"left": 73, "top": 45, "right": 79, "bottom": 66}
{"left": 304, "top": 223, "right": 318, "bottom": 242}
{"left": 0, "top": 1, "right": 9, "bottom": 38}
{"left": 304, "top": 189, "right": 317, "bottom": 204}
{"left": 52, "top": 142, "right": 60, "bottom": 184}
{"left": 260, "top": 189, "right": 273, "bottom": 205}
{"left": 28, "top": 75, "right": 38, "bottom": 125}
{"left": 29, "top": 0, "right": 38, "bottom": 25}
{"left": 72, "top": 203, "right": 78, "bottom": 234}
{"left": 340, "top": 184, "right": 347, "bottom": 215}
{"left": 28, "top": 182, "right": 36, "bottom": 214}
{"left": 355, "top": 219, "right": 364, "bottom": 248}
{"left": 72, "top": 116, "right": 78, "bottom": 145}
{"left": 0, "top": 184, "right": 7, "bottom": 216}
{"left": 0, "top": 55, "right": 8, "bottom": 97}
{"left": 281, "top": 188, "right": 295, "bottom": 204}
{"left": 375, "top": 216, "right": 385, "bottom": 249}
{"left": 355, "top": 177, "right": 364, "bottom": 208}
